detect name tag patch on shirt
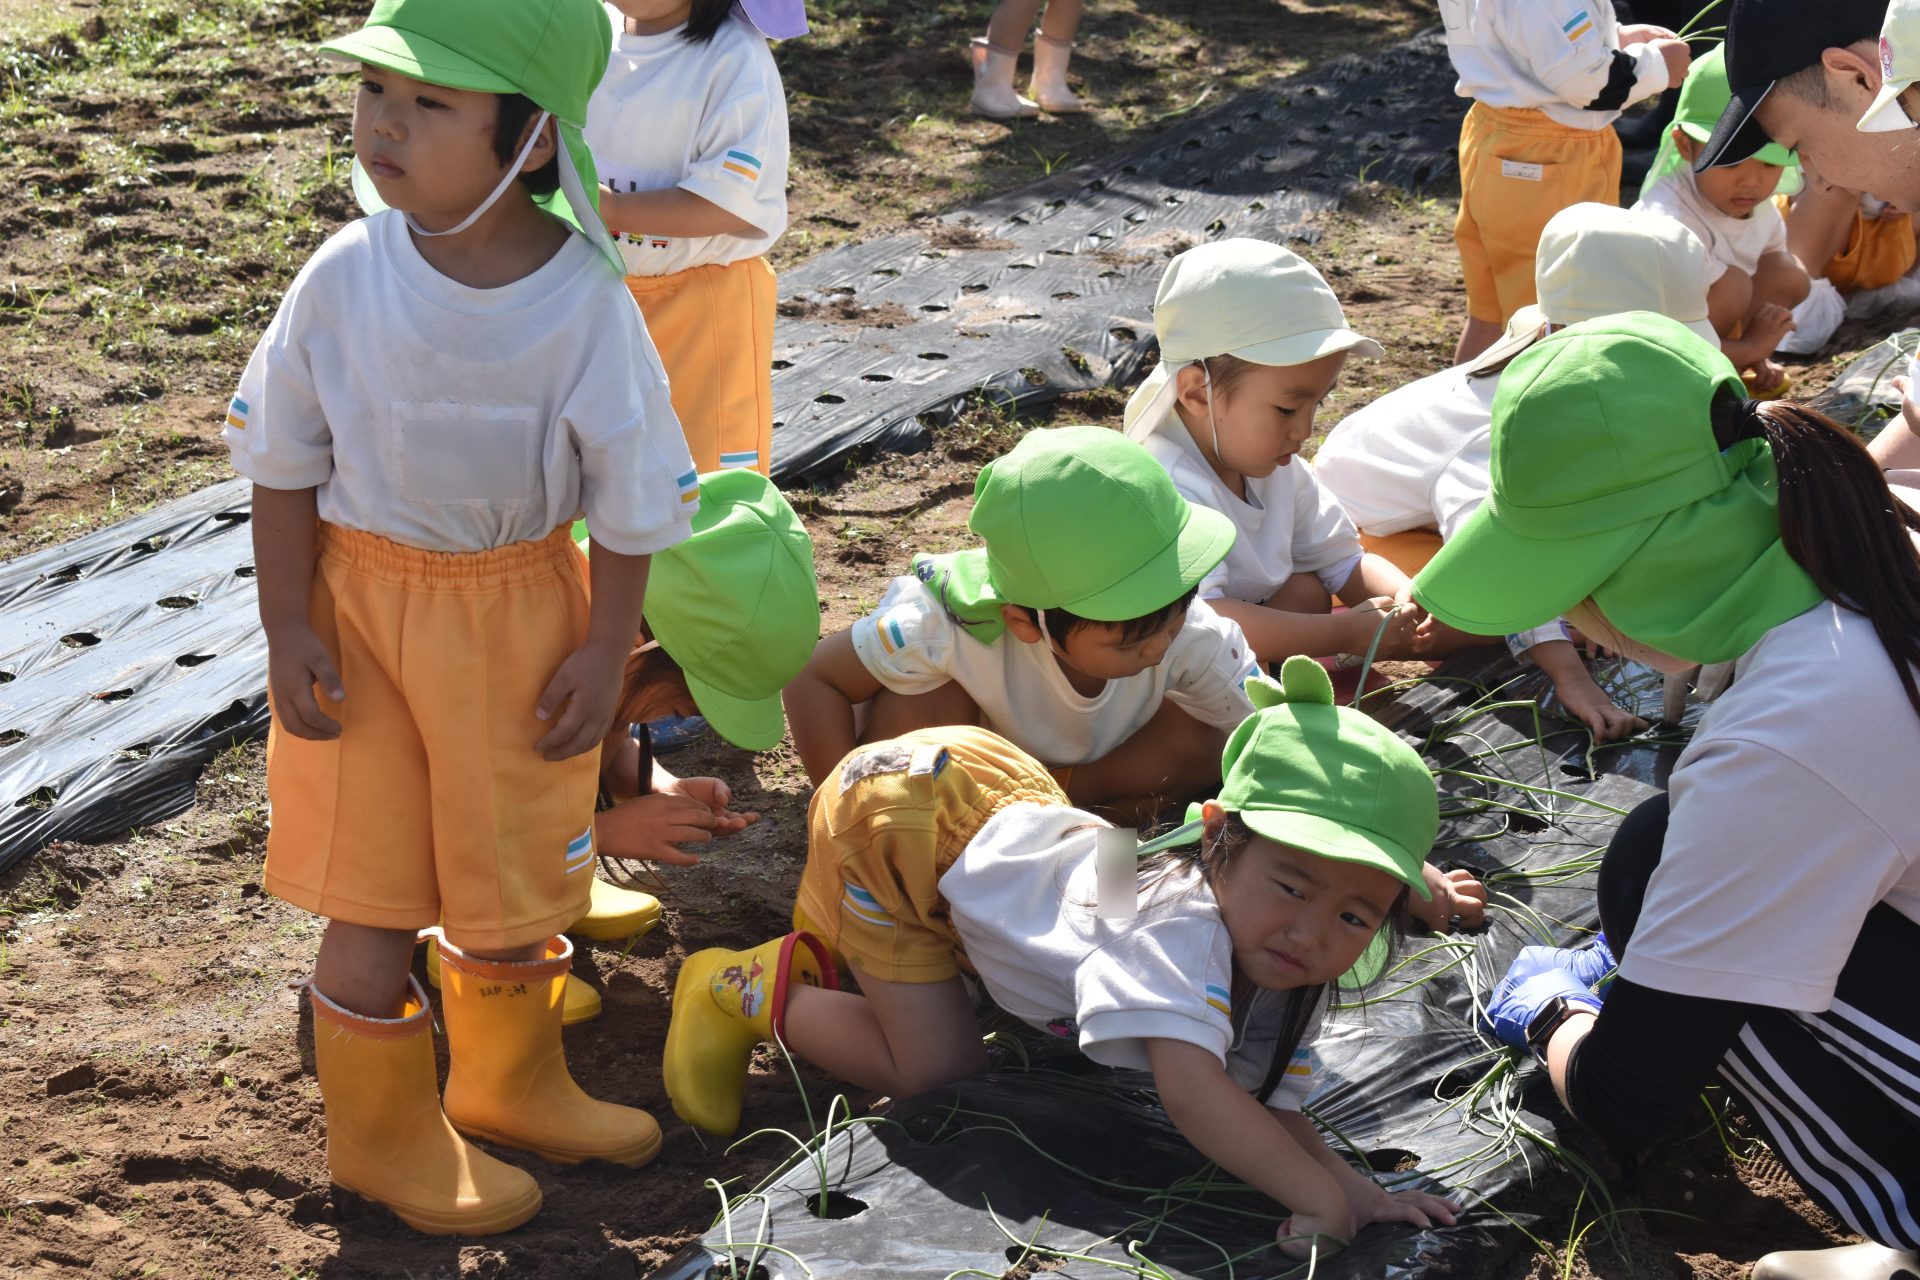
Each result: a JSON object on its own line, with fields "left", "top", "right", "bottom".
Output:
{"left": 1501, "top": 159, "right": 1546, "bottom": 182}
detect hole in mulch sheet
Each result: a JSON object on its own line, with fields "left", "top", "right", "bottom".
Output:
{"left": 213, "top": 509, "right": 250, "bottom": 524}
{"left": 175, "top": 652, "right": 217, "bottom": 667}
{"left": 60, "top": 632, "right": 101, "bottom": 649}
{"left": 703, "top": 1264, "right": 773, "bottom": 1280}
{"left": 0, "top": 729, "right": 26, "bottom": 747}
{"left": 0, "top": 670, "right": 13, "bottom": 683}
{"left": 156, "top": 595, "right": 198, "bottom": 610}
{"left": 1110, "top": 327, "right": 1137, "bottom": 343}
{"left": 814, "top": 394, "right": 846, "bottom": 405}
{"left": 918, "top": 351, "right": 949, "bottom": 361}
{"left": 130, "top": 535, "right": 171, "bottom": 555}
{"left": 92, "top": 689, "right": 135, "bottom": 703}
{"left": 803, "top": 1191, "right": 868, "bottom": 1220}
{"left": 45, "top": 564, "right": 84, "bottom": 585}
{"left": 1364, "top": 1148, "right": 1420, "bottom": 1173}
{"left": 771, "top": 359, "right": 794, "bottom": 371}
{"left": 17, "top": 785, "right": 58, "bottom": 809}
{"left": 860, "top": 373, "right": 893, "bottom": 383}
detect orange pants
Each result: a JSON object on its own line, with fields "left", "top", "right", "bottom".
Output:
{"left": 1360, "top": 528, "right": 1445, "bottom": 578}
{"left": 627, "top": 256, "right": 777, "bottom": 476}
{"left": 1455, "top": 103, "right": 1622, "bottom": 324}
{"left": 263, "top": 524, "right": 599, "bottom": 952}
{"left": 1828, "top": 210, "right": 1917, "bottom": 293}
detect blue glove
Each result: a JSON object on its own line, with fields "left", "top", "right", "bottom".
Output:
{"left": 1566, "top": 932, "right": 1616, "bottom": 989}
{"left": 1484, "top": 953, "right": 1604, "bottom": 1051}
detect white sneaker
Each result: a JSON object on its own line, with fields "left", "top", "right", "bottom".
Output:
{"left": 1752, "top": 1244, "right": 1920, "bottom": 1280}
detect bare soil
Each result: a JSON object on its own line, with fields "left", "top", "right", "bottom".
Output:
{"left": 2, "top": 1, "right": 1908, "bottom": 1276}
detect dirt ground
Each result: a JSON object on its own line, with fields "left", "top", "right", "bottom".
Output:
{"left": 1, "top": 1, "right": 1907, "bottom": 1277}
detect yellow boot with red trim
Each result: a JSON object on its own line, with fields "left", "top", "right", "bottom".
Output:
{"left": 662, "top": 932, "right": 839, "bottom": 1137}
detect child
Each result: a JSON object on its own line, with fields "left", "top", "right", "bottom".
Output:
{"left": 1315, "top": 203, "right": 1719, "bottom": 742}
{"left": 1633, "top": 47, "right": 1810, "bottom": 394}
{"left": 783, "top": 426, "right": 1257, "bottom": 813}
{"left": 1122, "top": 239, "right": 1424, "bottom": 670}
{"left": 227, "top": 0, "right": 698, "bottom": 1234}
{"left": 1441, "top": 0, "right": 1690, "bottom": 360}
{"left": 584, "top": 0, "right": 800, "bottom": 475}
{"left": 1775, "top": 171, "right": 1919, "bottom": 355}
{"left": 665, "top": 658, "right": 1467, "bottom": 1257}
{"left": 969, "top": 0, "right": 1086, "bottom": 119}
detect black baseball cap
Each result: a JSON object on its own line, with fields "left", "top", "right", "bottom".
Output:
{"left": 1695, "top": 0, "right": 1888, "bottom": 170}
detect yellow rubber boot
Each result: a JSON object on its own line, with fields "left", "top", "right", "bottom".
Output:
{"left": 310, "top": 975, "right": 542, "bottom": 1235}
{"left": 436, "top": 934, "right": 661, "bottom": 1168}
{"left": 568, "top": 875, "right": 662, "bottom": 942}
{"left": 662, "top": 932, "right": 838, "bottom": 1137}
{"left": 426, "top": 936, "right": 601, "bottom": 1026}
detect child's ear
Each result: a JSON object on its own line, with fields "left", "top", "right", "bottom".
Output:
{"left": 1000, "top": 603, "right": 1043, "bottom": 645}
{"left": 1672, "top": 128, "right": 1700, "bottom": 163}
{"left": 1200, "top": 798, "right": 1227, "bottom": 841}
{"left": 1172, "top": 362, "right": 1212, "bottom": 416}
{"left": 514, "top": 113, "right": 557, "bottom": 174}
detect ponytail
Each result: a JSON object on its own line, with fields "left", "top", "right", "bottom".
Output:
{"left": 1711, "top": 394, "right": 1920, "bottom": 717}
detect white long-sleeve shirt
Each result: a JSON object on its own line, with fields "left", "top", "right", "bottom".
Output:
{"left": 1439, "top": 0, "right": 1670, "bottom": 129}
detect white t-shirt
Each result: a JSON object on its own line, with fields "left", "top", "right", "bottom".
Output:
{"left": 850, "top": 573, "right": 1259, "bottom": 767}
{"left": 1619, "top": 504, "right": 1920, "bottom": 1013}
{"left": 1636, "top": 174, "right": 1789, "bottom": 283}
{"left": 942, "top": 803, "right": 1324, "bottom": 1109}
{"left": 585, "top": 9, "right": 789, "bottom": 277}
{"left": 1313, "top": 366, "right": 1502, "bottom": 542}
{"left": 1137, "top": 411, "right": 1363, "bottom": 606}
{"left": 223, "top": 212, "right": 697, "bottom": 556}
{"left": 1438, "top": 0, "right": 1669, "bottom": 129}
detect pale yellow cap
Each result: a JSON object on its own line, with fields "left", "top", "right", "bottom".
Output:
{"left": 1123, "top": 238, "right": 1380, "bottom": 438}
{"left": 1861, "top": 1, "right": 1920, "bottom": 133}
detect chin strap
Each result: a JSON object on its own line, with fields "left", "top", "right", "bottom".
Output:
{"left": 405, "top": 110, "right": 551, "bottom": 239}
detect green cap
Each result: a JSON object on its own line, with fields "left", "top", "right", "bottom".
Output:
{"left": 318, "top": 0, "right": 625, "bottom": 272}
{"left": 1217, "top": 657, "right": 1435, "bottom": 900}
{"left": 639, "top": 470, "right": 821, "bottom": 751}
{"left": 1413, "top": 313, "right": 1824, "bottom": 664}
{"left": 913, "top": 426, "right": 1234, "bottom": 644}
{"left": 1673, "top": 47, "right": 1798, "bottom": 167}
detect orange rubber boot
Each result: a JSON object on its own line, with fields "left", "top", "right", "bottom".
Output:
{"left": 662, "top": 931, "right": 838, "bottom": 1137}
{"left": 310, "top": 976, "right": 541, "bottom": 1235}
{"left": 435, "top": 934, "right": 661, "bottom": 1168}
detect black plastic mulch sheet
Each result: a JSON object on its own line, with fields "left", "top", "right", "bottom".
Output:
{"left": 764, "top": 32, "right": 1463, "bottom": 483}
{"left": 0, "top": 478, "right": 265, "bottom": 870}
{"left": 652, "top": 650, "right": 1698, "bottom": 1280}
{"left": 1806, "top": 328, "right": 1917, "bottom": 431}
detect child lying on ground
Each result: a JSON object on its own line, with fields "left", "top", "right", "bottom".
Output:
{"left": 666, "top": 657, "right": 1473, "bottom": 1260}
{"left": 1314, "top": 202, "right": 1720, "bottom": 741}
{"left": 1122, "top": 239, "right": 1427, "bottom": 671}
{"left": 1632, "top": 46, "right": 1809, "bottom": 395}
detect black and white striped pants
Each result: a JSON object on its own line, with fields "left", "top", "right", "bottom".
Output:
{"left": 1566, "top": 794, "right": 1920, "bottom": 1249}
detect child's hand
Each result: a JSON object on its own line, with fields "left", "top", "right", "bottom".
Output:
{"left": 1617, "top": 22, "right": 1677, "bottom": 43}
{"left": 1276, "top": 1204, "right": 1354, "bottom": 1262}
{"left": 1352, "top": 1183, "right": 1462, "bottom": 1231}
{"left": 266, "top": 623, "right": 345, "bottom": 740}
{"left": 595, "top": 788, "right": 742, "bottom": 867}
{"left": 1411, "top": 864, "right": 1487, "bottom": 932}
{"left": 660, "top": 774, "right": 759, "bottom": 835}
{"left": 535, "top": 639, "right": 627, "bottom": 760}
{"left": 1554, "top": 671, "right": 1649, "bottom": 742}
{"left": 1749, "top": 303, "right": 1797, "bottom": 353}
{"left": 1651, "top": 37, "right": 1692, "bottom": 88}
{"left": 1345, "top": 596, "right": 1415, "bottom": 656}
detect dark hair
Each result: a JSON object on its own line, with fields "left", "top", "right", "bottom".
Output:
{"left": 493, "top": 92, "right": 561, "bottom": 196}
{"left": 1139, "top": 813, "right": 1413, "bottom": 1103}
{"left": 1710, "top": 393, "right": 1920, "bottom": 717}
{"left": 1195, "top": 354, "right": 1258, "bottom": 402}
{"left": 1016, "top": 585, "right": 1199, "bottom": 647}
{"left": 681, "top": 0, "right": 735, "bottom": 43}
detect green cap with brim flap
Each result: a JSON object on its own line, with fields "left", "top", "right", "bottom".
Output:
{"left": 912, "top": 425, "right": 1235, "bottom": 645}
{"left": 1413, "top": 313, "right": 1825, "bottom": 664}
{"left": 319, "top": 0, "right": 625, "bottom": 273}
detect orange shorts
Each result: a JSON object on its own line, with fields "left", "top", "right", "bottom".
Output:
{"left": 1828, "top": 209, "right": 1917, "bottom": 293}
{"left": 1455, "top": 103, "right": 1622, "bottom": 324}
{"left": 263, "top": 523, "right": 599, "bottom": 952}
{"left": 792, "top": 727, "right": 1066, "bottom": 983}
{"left": 627, "top": 256, "right": 777, "bottom": 476}
{"left": 1360, "top": 528, "right": 1445, "bottom": 578}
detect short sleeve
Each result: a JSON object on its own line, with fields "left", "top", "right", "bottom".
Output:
{"left": 675, "top": 44, "right": 788, "bottom": 238}
{"left": 1288, "top": 463, "right": 1364, "bottom": 587}
{"left": 1161, "top": 600, "right": 1259, "bottom": 731}
{"left": 567, "top": 288, "right": 699, "bottom": 556}
{"left": 1073, "top": 912, "right": 1236, "bottom": 1071}
{"left": 1618, "top": 735, "right": 1911, "bottom": 1011}
{"left": 849, "top": 576, "right": 961, "bottom": 696}
{"left": 1505, "top": 0, "right": 1662, "bottom": 108}
{"left": 225, "top": 291, "right": 333, "bottom": 491}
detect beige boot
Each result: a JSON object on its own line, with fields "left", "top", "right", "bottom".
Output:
{"left": 436, "top": 934, "right": 661, "bottom": 1167}
{"left": 1753, "top": 1244, "right": 1920, "bottom": 1280}
{"left": 310, "top": 976, "right": 541, "bottom": 1235}
{"left": 970, "top": 36, "right": 1039, "bottom": 119}
{"left": 1030, "top": 34, "right": 1086, "bottom": 114}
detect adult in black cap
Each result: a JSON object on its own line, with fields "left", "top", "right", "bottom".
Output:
{"left": 1699, "top": 0, "right": 1920, "bottom": 209}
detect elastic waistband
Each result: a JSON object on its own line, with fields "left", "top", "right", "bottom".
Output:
{"left": 317, "top": 522, "right": 581, "bottom": 593}
{"left": 624, "top": 255, "right": 767, "bottom": 291}
{"left": 1468, "top": 101, "right": 1611, "bottom": 138}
